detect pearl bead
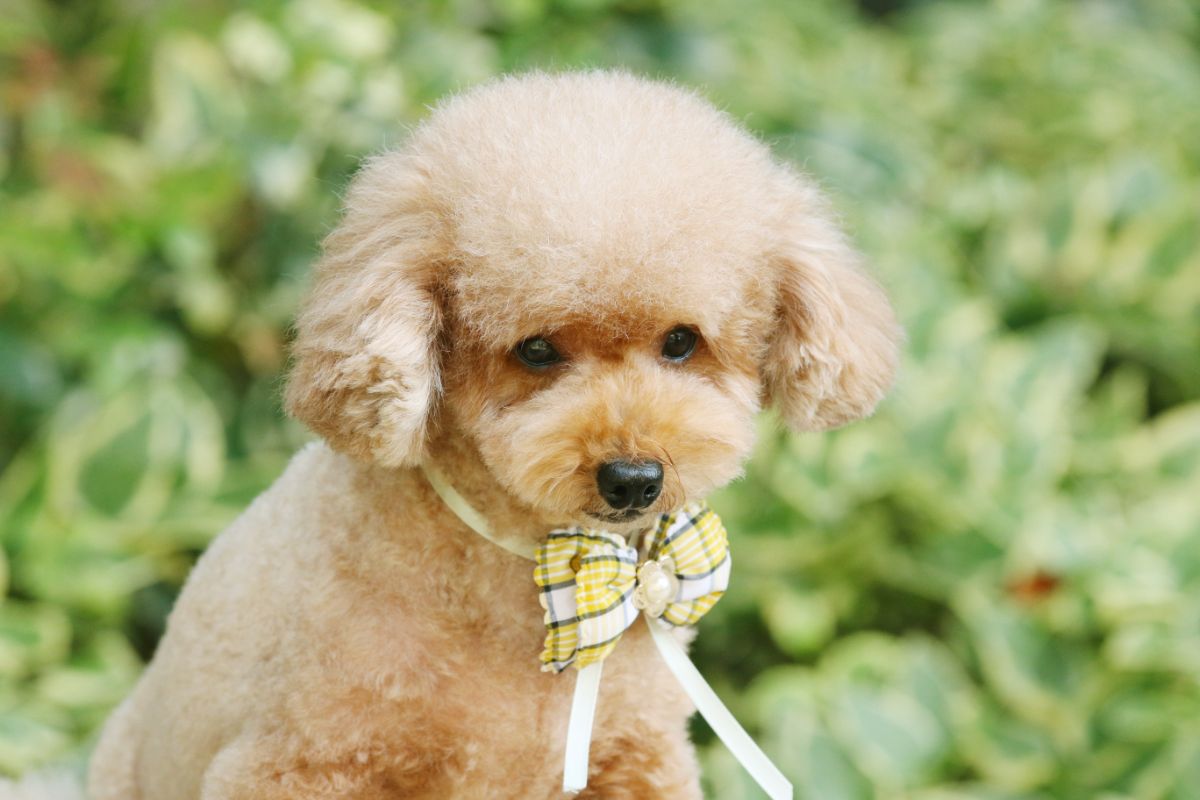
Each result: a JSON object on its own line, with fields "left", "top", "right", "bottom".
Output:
{"left": 642, "top": 570, "right": 673, "bottom": 606}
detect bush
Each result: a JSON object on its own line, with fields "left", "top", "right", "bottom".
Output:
{"left": 1, "top": 0, "right": 1198, "bottom": 796}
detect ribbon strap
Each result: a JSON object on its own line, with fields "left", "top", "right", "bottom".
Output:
{"left": 560, "top": 620, "right": 791, "bottom": 799}
{"left": 562, "top": 662, "right": 604, "bottom": 793}
{"left": 646, "top": 619, "right": 792, "bottom": 800}
{"left": 422, "top": 464, "right": 536, "bottom": 559}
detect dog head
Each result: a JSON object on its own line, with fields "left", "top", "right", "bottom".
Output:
{"left": 286, "top": 72, "right": 900, "bottom": 529}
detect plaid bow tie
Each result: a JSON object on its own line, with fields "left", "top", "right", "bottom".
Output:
{"left": 534, "top": 502, "right": 731, "bottom": 672}
{"left": 423, "top": 463, "right": 789, "bottom": 799}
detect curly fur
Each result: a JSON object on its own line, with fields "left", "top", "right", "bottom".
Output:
{"left": 89, "top": 70, "right": 899, "bottom": 799}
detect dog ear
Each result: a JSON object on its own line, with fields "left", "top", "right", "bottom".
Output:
{"left": 285, "top": 151, "right": 445, "bottom": 467}
{"left": 763, "top": 170, "right": 901, "bottom": 431}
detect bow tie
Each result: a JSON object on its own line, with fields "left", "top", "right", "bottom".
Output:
{"left": 534, "top": 502, "right": 731, "bottom": 672}
{"left": 421, "top": 464, "right": 791, "bottom": 800}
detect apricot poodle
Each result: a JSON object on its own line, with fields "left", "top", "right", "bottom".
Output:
{"left": 88, "top": 70, "right": 900, "bottom": 799}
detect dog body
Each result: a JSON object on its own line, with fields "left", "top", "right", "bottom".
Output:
{"left": 90, "top": 441, "right": 698, "bottom": 798}
{"left": 89, "top": 71, "right": 899, "bottom": 798}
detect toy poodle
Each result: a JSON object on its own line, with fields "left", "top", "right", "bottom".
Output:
{"left": 88, "top": 70, "right": 900, "bottom": 799}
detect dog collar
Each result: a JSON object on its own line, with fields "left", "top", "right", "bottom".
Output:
{"left": 423, "top": 462, "right": 537, "bottom": 559}
{"left": 419, "top": 464, "right": 792, "bottom": 800}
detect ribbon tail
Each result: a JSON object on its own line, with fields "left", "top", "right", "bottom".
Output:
{"left": 563, "top": 661, "right": 604, "bottom": 794}
{"left": 646, "top": 618, "right": 793, "bottom": 800}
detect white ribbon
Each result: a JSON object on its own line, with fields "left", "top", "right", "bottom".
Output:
{"left": 646, "top": 619, "right": 792, "bottom": 800}
{"left": 562, "top": 662, "right": 604, "bottom": 793}
{"left": 421, "top": 464, "right": 793, "bottom": 800}
{"left": 422, "top": 463, "right": 536, "bottom": 560}
{"left": 561, "top": 619, "right": 791, "bottom": 799}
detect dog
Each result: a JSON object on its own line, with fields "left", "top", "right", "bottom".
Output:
{"left": 87, "top": 70, "right": 900, "bottom": 799}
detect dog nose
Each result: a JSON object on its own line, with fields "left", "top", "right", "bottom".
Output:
{"left": 596, "top": 460, "right": 664, "bottom": 511}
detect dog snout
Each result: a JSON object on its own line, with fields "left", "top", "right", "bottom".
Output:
{"left": 596, "top": 460, "right": 663, "bottom": 511}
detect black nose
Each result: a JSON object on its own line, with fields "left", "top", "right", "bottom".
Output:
{"left": 596, "top": 460, "right": 664, "bottom": 511}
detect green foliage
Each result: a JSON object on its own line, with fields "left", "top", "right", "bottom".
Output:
{"left": 2, "top": 0, "right": 1198, "bottom": 795}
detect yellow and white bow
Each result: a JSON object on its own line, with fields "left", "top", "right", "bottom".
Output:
{"left": 534, "top": 502, "right": 731, "bottom": 672}
{"left": 422, "top": 465, "right": 791, "bottom": 800}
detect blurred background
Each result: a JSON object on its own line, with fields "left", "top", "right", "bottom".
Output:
{"left": 2, "top": 0, "right": 1199, "bottom": 796}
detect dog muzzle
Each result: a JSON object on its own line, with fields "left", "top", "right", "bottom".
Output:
{"left": 423, "top": 464, "right": 791, "bottom": 800}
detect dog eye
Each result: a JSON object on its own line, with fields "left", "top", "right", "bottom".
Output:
{"left": 515, "top": 337, "right": 561, "bottom": 368}
{"left": 661, "top": 326, "right": 698, "bottom": 362}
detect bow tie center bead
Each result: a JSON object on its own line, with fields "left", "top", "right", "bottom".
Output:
{"left": 642, "top": 568, "right": 674, "bottom": 607}
{"left": 633, "top": 556, "right": 679, "bottom": 618}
